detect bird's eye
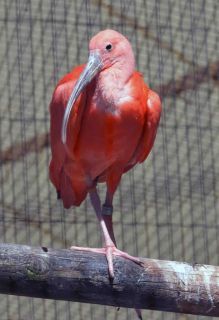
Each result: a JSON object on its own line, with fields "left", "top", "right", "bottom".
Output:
{"left": 105, "top": 44, "right": 112, "bottom": 51}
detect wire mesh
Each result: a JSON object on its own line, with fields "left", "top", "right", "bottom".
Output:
{"left": 0, "top": 0, "right": 218, "bottom": 319}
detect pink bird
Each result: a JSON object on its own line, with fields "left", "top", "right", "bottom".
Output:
{"left": 49, "top": 29, "right": 161, "bottom": 315}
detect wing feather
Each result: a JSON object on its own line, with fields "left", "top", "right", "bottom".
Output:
{"left": 137, "top": 89, "right": 161, "bottom": 163}
{"left": 49, "top": 64, "right": 86, "bottom": 190}
{"left": 124, "top": 88, "right": 161, "bottom": 173}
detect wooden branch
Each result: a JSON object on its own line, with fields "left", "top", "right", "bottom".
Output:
{"left": 0, "top": 243, "right": 219, "bottom": 316}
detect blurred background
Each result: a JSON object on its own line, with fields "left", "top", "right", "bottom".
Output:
{"left": 0, "top": 0, "right": 218, "bottom": 319}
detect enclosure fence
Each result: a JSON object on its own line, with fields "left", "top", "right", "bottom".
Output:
{"left": 0, "top": 0, "right": 218, "bottom": 319}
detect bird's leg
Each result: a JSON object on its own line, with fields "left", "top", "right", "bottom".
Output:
{"left": 89, "top": 187, "right": 116, "bottom": 278}
{"left": 70, "top": 187, "right": 143, "bottom": 318}
{"left": 70, "top": 187, "right": 143, "bottom": 275}
{"left": 70, "top": 187, "right": 116, "bottom": 276}
{"left": 102, "top": 192, "right": 116, "bottom": 246}
{"left": 90, "top": 187, "right": 143, "bottom": 280}
{"left": 103, "top": 189, "right": 143, "bottom": 320}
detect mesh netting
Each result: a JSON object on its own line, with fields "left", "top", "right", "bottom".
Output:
{"left": 0, "top": 0, "right": 218, "bottom": 319}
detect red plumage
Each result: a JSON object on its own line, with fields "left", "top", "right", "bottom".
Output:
{"left": 49, "top": 30, "right": 161, "bottom": 299}
{"left": 49, "top": 66, "right": 161, "bottom": 208}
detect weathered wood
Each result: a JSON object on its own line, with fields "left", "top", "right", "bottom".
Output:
{"left": 0, "top": 243, "right": 219, "bottom": 316}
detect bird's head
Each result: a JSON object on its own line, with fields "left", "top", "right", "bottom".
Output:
{"left": 62, "top": 29, "right": 135, "bottom": 144}
{"left": 89, "top": 29, "right": 135, "bottom": 71}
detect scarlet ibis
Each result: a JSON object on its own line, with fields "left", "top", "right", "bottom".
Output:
{"left": 49, "top": 29, "right": 161, "bottom": 285}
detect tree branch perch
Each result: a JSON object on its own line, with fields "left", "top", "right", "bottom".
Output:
{"left": 0, "top": 243, "right": 219, "bottom": 316}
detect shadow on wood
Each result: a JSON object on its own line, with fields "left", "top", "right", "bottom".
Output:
{"left": 0, "top": 243, "right": 219, "bottom": 316}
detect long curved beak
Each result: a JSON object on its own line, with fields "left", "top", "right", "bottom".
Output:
{"left": 61, "top": 51, "right": 102, "bottom": 144}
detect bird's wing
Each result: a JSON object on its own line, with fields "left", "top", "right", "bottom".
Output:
{"left": 49, "top": 64, "right": 87, "bottom": 189}
{"left": 124, "top": 86, "right": 161, "bottom": 172}
{"left": 137, "top": 88, "right": 161, "bottom": 163}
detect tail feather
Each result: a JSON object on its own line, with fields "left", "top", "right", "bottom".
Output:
{"left": 59, "top": 168, "right": 88, "bottom": 208}
{"left": 50, "top": 157, "right": 90, "bottom": 209}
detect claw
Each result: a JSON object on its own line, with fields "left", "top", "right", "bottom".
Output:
{"left": 70, "top": 245, "right": 143, "bottom": 281}
{"left": 70, "top": 245, "right": 143, "bottom": 318}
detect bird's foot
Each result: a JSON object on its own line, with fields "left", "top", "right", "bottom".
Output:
{"left": 105, "top": 246, "right": 143, "bottom": 279}
{"left": 70, "top": 245, "right": 143, "bottom": 318}
{"left": 70, "top": 245, "right": 143, "bottom": 280}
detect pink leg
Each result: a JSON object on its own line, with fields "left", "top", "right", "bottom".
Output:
{"left": 71, "top": 188, "right": 116, "bottom": 277}
{"left": 70, "top": 187, "right": 143, "bottom": 319}
{"left": 71, "top": 188, "right": 143, "bottom": 279}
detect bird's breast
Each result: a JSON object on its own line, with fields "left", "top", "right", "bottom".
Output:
{"left": 73, "top": 96, "right": 146, "bottom": 179}
{"left": 92, "top": 71, "right": 134, "bottom": 113}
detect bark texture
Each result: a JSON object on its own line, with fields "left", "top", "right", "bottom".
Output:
{"left": 0, "top": 243, "right": 219, "bottom": 316}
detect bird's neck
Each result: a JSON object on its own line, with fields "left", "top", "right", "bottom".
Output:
{"left": 94, "top": 58, "right": 135, "bottom": 110}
